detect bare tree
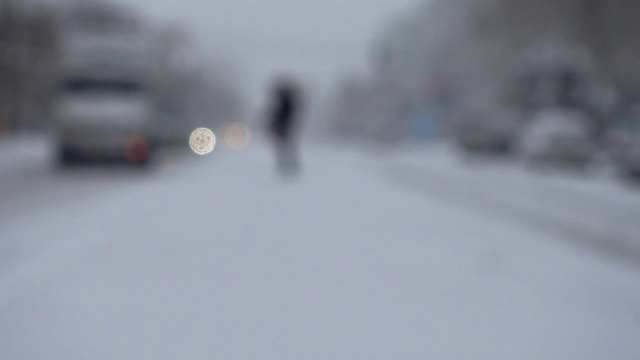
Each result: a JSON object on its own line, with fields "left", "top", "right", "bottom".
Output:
{"left": 0, "top": 0, "right": 60, "bottom": 133}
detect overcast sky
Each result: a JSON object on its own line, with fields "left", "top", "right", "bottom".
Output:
{"left": 110, "top": 0, "right": 419, "bottom": 107}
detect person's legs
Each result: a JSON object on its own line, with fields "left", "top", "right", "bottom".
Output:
{"left": 275, "top": 135, "right": 298, "bottom": 175}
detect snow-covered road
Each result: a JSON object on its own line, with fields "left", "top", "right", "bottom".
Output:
{"left": 1, "top": 140, "right": 639, "bottom": 359}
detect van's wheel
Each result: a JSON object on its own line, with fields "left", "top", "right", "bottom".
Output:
{"left": 58, "top": 145, "right": 77, "bottom": 166}
{"left": 129, "top": 148, "right": 154, "bottom": 168}
{"left": 134, "top": 154, "right": 152, "bottom": 168}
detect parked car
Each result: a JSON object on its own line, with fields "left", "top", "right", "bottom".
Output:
{"left": 518, "top": 108, "right": 595, "bottom": 167}
{"left": 453, "top": 106, "right": 520, "bottom": 155}
{"left": 609, "top": 105, "right": 640, "bottom": 178}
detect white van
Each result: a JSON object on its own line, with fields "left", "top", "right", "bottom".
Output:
{"left": 54, "top": 29, "right": 157, "bottom": 165}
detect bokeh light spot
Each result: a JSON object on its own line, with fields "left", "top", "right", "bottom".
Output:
{"left": 224, "top": 122, "right": 251, "bottom": 150}
{"left": 189, "top": 127, "right": 216, "bottom": 155}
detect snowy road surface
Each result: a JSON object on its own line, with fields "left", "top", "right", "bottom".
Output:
{"left": 1, "top": 140, "right": 639, "bottom": 359}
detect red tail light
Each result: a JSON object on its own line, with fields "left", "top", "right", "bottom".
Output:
{"left": 124, "top": 136, "right": 149, "bottom": 163}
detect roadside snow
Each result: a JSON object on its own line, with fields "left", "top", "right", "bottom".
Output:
{"left": 386, "top": 142, "right": 640, "bottom": 267}
{"left": 0, "top": 134, "right": 52, "bottom": 178}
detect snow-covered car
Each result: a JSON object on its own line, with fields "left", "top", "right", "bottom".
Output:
{"left": 454, "top": 107, "right": 520, "bottom": 154}
{"left": 518, "top": 108, "right": 594, "bottom": 166}
{"left": 616, "top": 139, "right": 640, "bottom": 178}
{"left": 609, "top": 107, "right": 640, "bottom": 178}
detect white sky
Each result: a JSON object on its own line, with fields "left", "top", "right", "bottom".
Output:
{"left": 109, "top": 0, "right": 419, "bottom": 108}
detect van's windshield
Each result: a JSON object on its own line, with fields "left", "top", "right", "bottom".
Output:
{"left": 62, "top": 79, "right": 144, "bottom": 94}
